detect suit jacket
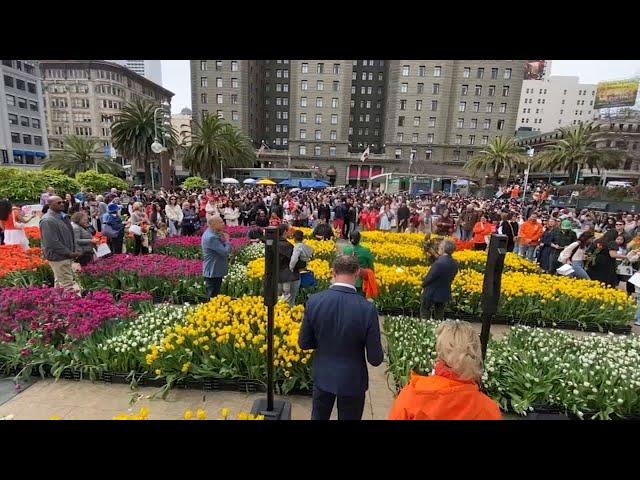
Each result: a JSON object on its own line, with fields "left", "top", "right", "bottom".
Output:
{"left": 299, "top": 285, "right": 384, "bottom": 396}
{"left": 421, "top": 254, "right": 458, "bottom": 304}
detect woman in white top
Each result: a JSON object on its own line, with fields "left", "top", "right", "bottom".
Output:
{"left": 558, "top": 231, "right": 594, "bottom": 280}
{"left": 164, "top": 196, "right": 184, "bottom": 236}
{"left": 205, "top": 198, "right": 219, "bottom": 222}
{"left": 223, "top": 201, "right": 240, "bottom": 227}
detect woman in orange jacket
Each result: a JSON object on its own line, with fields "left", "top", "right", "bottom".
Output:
{"left": 388, "top": 320, "right": 501, "bottom": 420}
{"left": 471, "top": 215, "right": 494, "bottom": 251}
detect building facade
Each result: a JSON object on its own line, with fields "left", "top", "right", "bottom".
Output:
{"left": 111, "top": 60, "right": 163, "bottom": 86}
{"left": 190, "top": 59, "right": 524, "bottom": 185}
{"left": 0, "top": 60, "right": 49, "bottom": 167}
{"left": 170, "top": 110, "right": 191, "bottom": 179}
{"left": 517, "top": 76, "right": 598, "bottom": 133}
{"left": 40, "top": 60, "right": 173, "bottom": 177}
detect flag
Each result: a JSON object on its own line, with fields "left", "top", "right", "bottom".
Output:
{"left": 360, "top": 146, "right": 370, "bottom": 162}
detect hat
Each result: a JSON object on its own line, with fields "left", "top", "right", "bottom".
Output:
{"left": 107, "top": 203, "right": 120, "bottom": 213}
{"left": 561, "top": 220, "right": 572, "bottom": 230}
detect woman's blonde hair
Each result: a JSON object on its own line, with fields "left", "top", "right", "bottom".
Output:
{"left": 435, "top": 320, "right": 483, "bottom": 382}
{"left": 133, "top": 202, "right": 143, "bottom": 211}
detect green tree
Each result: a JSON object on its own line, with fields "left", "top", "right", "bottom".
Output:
{"left": 75, "top": 171, "right": 129, "bottom": 193}
{"left": 184, "top": 113, "right": 255, "bottom": 180}
{"left": 42, "top": 136, "right": 123, "bottom": 176}
{"left": 533, "top": 122, "right": 626, "bottom": 182}
{"left": 181, "top": 176, "right": 208, "bottom": 191}
{"left": 111, "top": 99, "right": 178, "bottom": 186}
{"left": 464, "top": 136, "right": 527, "bottom": 186}
{"left": 0, "top": 169, "right": 79, "bottom": 202}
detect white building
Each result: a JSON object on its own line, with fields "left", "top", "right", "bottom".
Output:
{"left": 111, "top": 60, "right": 163, "bottom": 86}
{"left": 517, "top": 76, "right": 598, "bottom": 133}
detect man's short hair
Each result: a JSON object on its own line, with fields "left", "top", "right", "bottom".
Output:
{"left": 440, "top": 239, "right": 456, "bottom": 255}
{"left": 293, "top": 230, "right": 304, "bottom": 242}
{"left": 278, "top": 223, "right": 289, "bottom": 236}
{"left": 332, "top": 255, "right": 360, "bottom": 276}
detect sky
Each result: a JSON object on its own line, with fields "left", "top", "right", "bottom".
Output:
{"left": 161, "top": 60, "right": 640, "bottom": 114}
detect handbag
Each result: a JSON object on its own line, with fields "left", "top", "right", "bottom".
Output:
{"left": 556, "top": 264, "right": 575, "bottom": 276}
{"left": 95, "top": 243, "right": 112, "bottom": 258}
{"left": 616, "top": 263, "right": 634, "bottom": 276}
{"left": 299, "top": 271, "right": 317, "bottom": 289}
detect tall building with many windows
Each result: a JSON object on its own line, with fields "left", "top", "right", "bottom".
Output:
{"left": 517, "top": 76, "right": 598, "bottom": 133}
{"left": 190, "top": 59, "right": 524, "bottom": 184}
{"left": 40, "top": 60, "right": 173, "bottom": 180}
{"left": 111, "top": 60, "right": 163, "bottom": 86}
{"left": 0, "top": 60, "right": 49, "bottom": 167}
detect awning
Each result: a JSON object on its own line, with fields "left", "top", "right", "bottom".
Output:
{"left": 12, "top": 149, "right": 46, "bottom": 158}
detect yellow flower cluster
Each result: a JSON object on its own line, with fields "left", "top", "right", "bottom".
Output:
{"left": 247, "top": 257, "right": 332, "bottom": 282}
{"left": 183, "top": 408, "right": 207, "bottom": 420}
{"left": 360, "top": 242, "right": 425, "bottom": 265}
{"left": 113, "top": 407, "right": 149, "bottom": 420}
{"left": 303, "top": 239, "right": 336, "bottom": 260}
{"left": 360, "top": 230, "right": 425, "bottom": 246}
{"left": 452, "top": 250, "right": 540, "bottom": 273}
{"left": 146, "top": 295, "right": 312, "bottom": 380}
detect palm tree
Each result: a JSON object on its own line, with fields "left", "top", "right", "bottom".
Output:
{"left": 532, "top": 122, "right": 626, "bottom": 183}
{"left": 464, "top": 136, "right": 527, "bottom": 186}
{"left": 111, "top": 98, "right": 178, "bottom": 186}
{"left": 184, "top": 113, "right": 255, "bottom": 180}
{"left": 42, "top": 135, "right": 123, "bottom": 176}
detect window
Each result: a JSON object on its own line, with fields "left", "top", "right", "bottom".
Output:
{"left": 300, "top": 129, "right": 307, "bottom": 139}
{"left": 331, "top": 114, "right": 338, "bottom": 124}
{"left": 27, "top": 82, "right": 36, "bottom": 94}
{"left": 457, "top": 118, "right": 464, "bottom": 128}
{"left": 20, "top": 116, "right": 29, "bottom": 127}
{"left": 401, "top": 83, "right": 408, "bottom": 93}
{"left": 201, "top": 77, "right": 208, "bottom": 87}
{"left": 418, "top": 65, "right": 426, "bottom": 76}
{"left": 504, "top": 68, "right": 512, "bottom": 79}
{"left": 497, "top": 119, "right": 505, "bottom": 130}
{"left": 283, "top": 84, "right": 289, "bottom": 92}
{"left": 34, "top": 136, "right": 42, "bottom": 146}
{"left": 434, "top": 66, "right": 441, "bottom": 77}
{"left": 231, "top": 61, "right": 238, "bottom": 71}
{"left": 201, "top": 93, "right": 208, "bottom": 104}
{"left": 427, "top": 133, "right": 434, "bottom": 144}
{"left": 453, "top": 150, "right": 461, "bottom": 161}
{"left": 315, "top": 130, "right": 322, "bottom": 140}
{"left": 17, "top": 97, "right": 27, "bottom": 109}
{"left": 469, "top": 135, "right": 475, "bottom": 145}
{"left": 317, "top": 63, "right": 324, "bottom": 74}
{"left": 333, "top": 64, "right": 340, "bottom": 75}
{"left": 398, "top": 116, "right": 405, "bottom": 127}
{"left": 400, "top": 100, "right": 407, "bottom": 110}
{"left": 4, "top": 75, "right": 14, "bottom": 88}
{"left": 301, "top": 80, "right": 308, "bottom": 90}
{"left": 461, "top": 85, "right": 469, "bottom": 96}
{"left": 276, "top": 98, "right": 282, "bottom": 106}
{"left": 502, "top": 86, "right": 510, "bottom": 96}
{"left": 330, "top": 130, "right": 337, "bottom": 140}
{"left": 316, "top": 97, "right": 323, "bottom": 108}
{"left": 473, "top": 102, "right": 480, "bottom": 112}
{"left": 491, "top": 68, "right": 498, "bottom": 79}
{"left": 329, "top": 146, "right": 337, "bottom": 156}
{"left": 428, "top": 117, "right": 436, "bottom": 127}
{"left": 481, "top": 136, "right": 489, "bottom": 145}
{"left": 230, "top": 78, "right": 239, "bottom": 88}
{"left": 416, "top": 100, "right": 422, "bottom": 111}
{"left": 488, "top": 85, "right": 496, "bottom": 96}
{"left": 214, "top": 77, "right": 222, "bottom": 88}
{"left": 301, "top": 97, "right": 307, "bottom": 107}
{"left": 455, "top": 135, "right": 462, "bottom": 145}
{"left": 216, "top": 94, "right": 223, "bottom": 104}
{"left": 483, "top": 119, "right": 491, "bottom": 129}
{"left": 351, "top": 86, "right": 356, "bottom": 94}
{"left": 333, "top": 81, "right": 339, "bottom": 92}
{"left": 463, "top": 67, "right": 470, "bottom": 78}
{"left": 477, "top": 68, "right": 484, "bottom": 78}
{"left": 300, "top": 113, "right": 307, "bottom": 123}
{"left": 412, "top": 133, "right": 418, "bottom": 143}
{"left": 299, "top": 145, "right": 306, "bottom": 155}
{"left": 215, "top": 61, "right": 223, "bottom": 70}
{"left": 8, "top": 114, "right": 18, "bottom": 125}
{"left": 413, "top": 116, "right": 421, "bottom": 127}
{"left": 332, "top": 98, "right": 338, "bottom": 108}
{"left": 402, "top": 65, "right": 410, "bottom": 76}
{"left": 316, "top": 80, "right": 324, "bottom": 91}
{"left": 22, "top": 134, "right": 32, "bottom": 144}
{"left": 417, "top": 83, "right": 424, "bottom": 94}
{"left": 6, "top": 94, "right": 15, "bottom": 106}
{"left": 200, "top": 60, "right": 207, "bottom": 71}
{"left": 282, "top": 111, "right": 288, "bottom": 119}
{"left": 302, "top": 63, "right": 308, "bottom": 73}
{"left": 378, "top": 72, "right": 383, "bottom": 81}
{"left": 458, "top": 102, "right": 466, "bottom": 112}
{"left": 431, "top": 100, "right": 438, "bottom": 111}
{"left": 499, "top": 103, "right": 507, "bottom": 113}
{"left": 486, "top": 102, "right": 494, "bottom": 113}
{"left": 474, "top": 85, "right": 482, "bottom": 96}
{"left": 283, "top": 70, "right": 289, "bottom": 78}
{"left": 368, "top": 72, "right": 373, "bottom": 80}
{"left": 395, "top": 148, "right": 402, "bottom": 159}
{"left": 315, "top": 114, "right": 322, "bottom": 124}
{"left": 11, "top": 132, "right": 20, "bottom": 143}
{"left": 276, "top": 69, "right": 282, "bottom": 78}
{"left": 470, "top": 118, "right": 477, "bottom": 129}
{"left": 353, "top": 71, "right": 358, "bottom": 81}
{"left": 360, "top": 86, "right": 366, "bottom": 94}
{"left": 314, "top": 146, "right": 321, "bottom": 157}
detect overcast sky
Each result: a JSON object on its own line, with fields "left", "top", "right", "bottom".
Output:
{"left": 161, "top": 60, "right": 640, "bottom": 114}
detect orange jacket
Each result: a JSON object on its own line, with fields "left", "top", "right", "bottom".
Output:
{"left": 510, "top": 186, "right": 520, "bottom": 198}
{"left": 472, "top": 221, "right": 494, "bottom": 244}
{"left": 388, "top": 365, "right": 501, "bottom": 420}
{"left": 518, "top": 219, "right": 543, "bottom": 245}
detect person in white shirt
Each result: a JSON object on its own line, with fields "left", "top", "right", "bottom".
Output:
{"left": 165, "top": 196, "right": 184, "bottom": 236}
{"left": 558, "top": 231, "right": 594, "bottom": 280}
{"left": 223, "top": 201, "right": 240, "bottom": 227}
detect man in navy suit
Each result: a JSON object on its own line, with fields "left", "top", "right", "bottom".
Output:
{"left": 421, "top": 239, "right": 459, "bottom": 320}
{"left": 298, "top": 255, "right": 384, "bottom": 420}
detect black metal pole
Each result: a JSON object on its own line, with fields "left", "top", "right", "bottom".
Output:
{"left": 479, "top": 234, "right": 508, "bottom": 361}
{"left": 266, "top": 302, "right": 274, "bottom": 412}
{"left": 262, "top": 226, "right": 279, "bottom": 413}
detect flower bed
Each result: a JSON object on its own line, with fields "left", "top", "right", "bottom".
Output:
{"left": 0, "top": 246, "right": 46, "bottom": 279}
{"left": 154, "top": 235, "right": 249, "bottom": 259}
{"left": 234, "top": 242, "right": 265, "bottom": 265}
{"left": 384, "top": 316, "right": 640, "bottom": 419}
{"left": 144, "top": 295, "right": 313, "bottom": 395}
{"left": 24, "top": 226, "right": 41, "bottom": 248}
{"left": 452, "top": 250, "right": 540, "bottom": 273}
{"left": 79, "top": 254, "right": 207, "bottom": 304}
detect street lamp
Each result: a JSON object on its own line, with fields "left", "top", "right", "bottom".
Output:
{"left": 150, "top": 106, "right": 170, "bottom": 190}
{"left": 522, "top": 147, "right": 534, "bottom": 201}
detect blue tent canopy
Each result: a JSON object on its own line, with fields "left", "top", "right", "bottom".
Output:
{"left": 279, "top": 179, "right": 293, "bottom": 186}
{"left": 299, "top": 179, "right": 329, "bottom": 189}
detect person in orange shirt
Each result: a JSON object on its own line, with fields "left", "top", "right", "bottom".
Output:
{"left": 388, "top": 320, "right": 501, "bottom": 420}
{"left": 471, "top": 215, "right": 494, "bottom": 251}
{"left": 510, "top": 184, "right": 520, "bottom": 199}
{"left": 359, "top": 207, "right": 370, "bottom": 231}
{"left": 517, "top": 212, "right": 543, "bottom": 261}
